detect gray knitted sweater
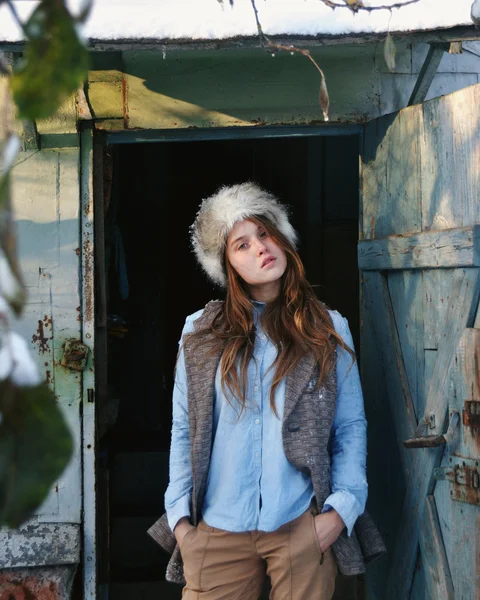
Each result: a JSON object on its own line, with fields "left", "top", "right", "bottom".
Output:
{"left": 148, "top": 300, "right": 386, "bottom": 585}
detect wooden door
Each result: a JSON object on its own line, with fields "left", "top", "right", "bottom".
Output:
{"left": 359, "top": 84, "right": 480, "bottom": 600}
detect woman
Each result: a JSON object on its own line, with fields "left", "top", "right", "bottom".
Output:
{"left": 148, "top": 182, "right": 385, "bottom": 599}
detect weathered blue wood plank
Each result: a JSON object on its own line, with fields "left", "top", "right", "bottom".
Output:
{"left": 423, "top": 271, "right": 457, "bottom": 351}
{"left": 364, "top": 272, "right": 417, "bottom": 474}
{"left": 361, "top": 274, "right": 408, "bottom": 599}
{"left": 361, "top": 106, "right": 422, "bottom": 240}
{"left": 419, "top": 495, "right": 454, "bottom": 600}
{"left": 361, "top": 102, "right": 424, "bottom": 600}
{"left": 421, "top": 85, "right": 480, "bottom": 231}
{"left": 409, "top": 550, "right": 427, "bottom": 600}
{"left": 408, "top": 44, "right": 446, "bottom": 106}
{"left": 385, "top": 268, "right": 480, "bottom": 600}
{"left": 388, "top": 271, "right": 426, "bottom": 422}
{"left": 358, "top": 225, "right": 480, "bottom": 271}
{"left": 444, "top": 327, "right": 480, "bottom": 598}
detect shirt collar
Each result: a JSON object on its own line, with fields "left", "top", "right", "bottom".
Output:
{"left": 250, "top": 299, "right": 266, "bottom": 327}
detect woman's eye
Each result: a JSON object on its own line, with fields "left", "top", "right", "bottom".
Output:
{"left": 259, "top": 230, "right": 267, "bottom": 238}
{"left": 238, "top": 243, "right": 248, "bottom": 250}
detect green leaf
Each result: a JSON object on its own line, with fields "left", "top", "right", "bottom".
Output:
{"left": 384, "top": 33, "right": 396, "bottom": 73}
{"left": 0, "top": 381, "right": 73, "bottom": 528}
{"left": 10, "top": 0, "right": 90, "bottom": 120}
{"left": 319, "top": 75, "right": 330, "bottom": 122}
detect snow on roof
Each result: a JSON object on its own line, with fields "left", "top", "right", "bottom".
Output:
{"left": 0, "top": 0, "right": 475, "bottom": 43}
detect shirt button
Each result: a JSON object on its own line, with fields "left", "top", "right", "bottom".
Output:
{"left": 261, "top": 335, "right": 266, "bottom": 340}
{"left": 255, "top": 452, "right": 259, "bottom": 457}
{"left": 254, "top": 385, "right": 259, "bottom": 392}
{"left": 255, "top": 419, "right": 260, "bottom": 424}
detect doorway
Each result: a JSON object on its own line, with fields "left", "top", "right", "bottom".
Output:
{"left": 97, "top": 132, "right": 361, "bottom": 599}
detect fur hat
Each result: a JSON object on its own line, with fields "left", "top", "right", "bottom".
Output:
{"left": 191, "top": 182, "right": 297, "bottom": 287}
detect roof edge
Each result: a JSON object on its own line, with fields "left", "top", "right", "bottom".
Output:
{"left": 1, "top": 24, "right": 478, "bottom": 53}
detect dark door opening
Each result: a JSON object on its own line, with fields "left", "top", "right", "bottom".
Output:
{"left": 98, "top": 133, "right": 360, "bottom": 600}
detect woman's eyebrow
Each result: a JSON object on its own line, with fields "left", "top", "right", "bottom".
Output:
{"left": 230, "top": 234, "right": 247, "bottom": 246}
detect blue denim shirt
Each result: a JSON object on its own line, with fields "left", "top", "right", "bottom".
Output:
{"left": 165, "top": 303, "right": 367, "bottom": 536}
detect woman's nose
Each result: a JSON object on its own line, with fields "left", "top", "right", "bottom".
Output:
{"left": 256, "top": 241, "right": 268, "bottom": 254}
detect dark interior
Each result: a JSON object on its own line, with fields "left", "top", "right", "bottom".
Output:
{"left": 97, "top": 133, "right": 361, "bottom": 600}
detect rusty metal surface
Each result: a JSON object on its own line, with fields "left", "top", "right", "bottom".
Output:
{"left": 60, "top": 339, "right": 89, "bottom": 371}
{"left": 404, "top": 412, "right": 459, "bottom": 448}
{"left": 435, "top": 458, "right": 480, "bottom": 506}
{"left": 31, "top": 315, "right": 52, "bottom": 355}
{"left": 0, "top": 564, "right": 77, "bottom": 600}
{"left": 463, "top": 400, "right": 480, "bottom": 431}
{"left": 404, "top": 434, "right": 446, "bottom": 448}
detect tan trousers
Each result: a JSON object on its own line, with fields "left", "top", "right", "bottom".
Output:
{"left": 180, "top": 506, "right": 338, "bottom": 600}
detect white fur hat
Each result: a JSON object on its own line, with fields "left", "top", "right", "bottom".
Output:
{"left": 191, "top": 182, "right": 298, "bottom": 287}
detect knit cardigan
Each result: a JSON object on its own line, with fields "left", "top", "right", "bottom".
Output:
{"left": 147, "top": 300, "right": 386, "bottom": 585}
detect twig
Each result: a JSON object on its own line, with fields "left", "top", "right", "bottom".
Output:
{"left": 249, "top": 0, "right": 264, "bottom": 41}
{"left": 249, "top": 0, "right": 330, "bottom": 120}
{"left": 320, "top": 0, "right": 422, "bottom": 11}
{"left": 249, "top": 1, "right": 325, "bottom": 76}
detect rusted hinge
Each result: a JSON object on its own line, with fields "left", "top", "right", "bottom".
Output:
{"left": 434, "top": 458, "right": 480, "bottom": 506}
{"left": 463, "top": 400, "right": 480, "bottom": 431}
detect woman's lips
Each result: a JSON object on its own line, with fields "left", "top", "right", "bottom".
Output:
{"left": 261, "top": 257, "right": 276, "bottom": 268}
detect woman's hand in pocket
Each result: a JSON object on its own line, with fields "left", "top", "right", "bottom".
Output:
{"left": 313, "top": 510, "right": 345, "bottom": 552}
{"left": 174, "top": 517, "right": 196, "bottom": 548}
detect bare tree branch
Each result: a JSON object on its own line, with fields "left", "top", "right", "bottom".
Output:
{"left": 249, "top": 0, "right": 263, "bottom": 40}
{"left": 249, "top": 0, "right": 330, "bottom": 120}
{"left": 5, "top": 0, "right": 26, "bottom": 34}
{"left": 319, "top": 0, "right": 422, "bottom": 11}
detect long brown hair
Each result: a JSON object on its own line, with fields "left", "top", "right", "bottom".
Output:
{"left": 188, "top": 215, "right": 354, "bottom": 417}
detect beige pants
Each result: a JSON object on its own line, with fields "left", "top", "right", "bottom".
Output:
{"left": 180, "top": 506, "right": 338, "bottom": 600}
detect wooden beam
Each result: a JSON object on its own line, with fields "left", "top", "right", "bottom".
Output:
{"left": 358, "top": 225, "right": 480, "bottom": 271}
{"left": 3, "top": 26, "right": 477, "bottom": 55}
{"left": 408, "top": 43, "right": 447, "bottom": 106}
{"left": 363, "top": 272, "right": 417, "bottom": 476}
{"left": 75, "top": 25, "right": 480, "bottom": 52}
{"left": 22, "top": 121, "right": 40, "bottom": 151}
{"left": 104, "top": 123, "right": 363, "bottom": 144}
{"left": 419, "top": 496, "right": 455, "bottom": 600}
{"left": 76, "top": 86, "right": 93, "bottom": 121}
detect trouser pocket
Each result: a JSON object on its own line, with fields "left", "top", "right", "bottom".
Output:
{"left": 310, "top": 513, "right": 326, "bottom": 565}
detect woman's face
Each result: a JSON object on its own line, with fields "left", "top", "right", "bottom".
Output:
{"left": 226, "top": 219, "right": 287, "bottom": 296}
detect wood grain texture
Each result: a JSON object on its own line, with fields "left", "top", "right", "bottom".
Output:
{"left": 385, "top": 268, "right": 480, "bottom": 600}
{"left": 444, "top": 327, "right": 480, "bottom": 599}
{"left": 361, "top": 83, "right": 480, "bottom": 600}
{"left": 421, "top": 84, "right": 480, "bottom": 231}
{"left": 358, "top": 225, "right": 480, "bottom": 271}
{"left": 419, "top": 495, "right": 454, "bottom": 600}
{"left": 388, "top": 271, "right": 426, "bottom": 419}
{"left": 423, "top": 270, "right": 457, "bottom": 351}
{"left": 363, "top": 272, "right": 417, "bottom": 474}
{"left": 361, "top": 106, "right": 422, "bottom": 240}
